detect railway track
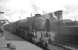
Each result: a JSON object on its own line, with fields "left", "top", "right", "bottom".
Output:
{"left": 49, "top": 41, "right": 78, "bottom": 50}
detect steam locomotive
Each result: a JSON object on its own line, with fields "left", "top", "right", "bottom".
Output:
{"left": 3, "top": 10, "right": 78, "bottom": 49}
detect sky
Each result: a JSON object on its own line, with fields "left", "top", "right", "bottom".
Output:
{"left": 0, "top": 0, "right": 78, "bottom": 22}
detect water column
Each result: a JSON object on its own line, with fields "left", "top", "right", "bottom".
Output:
{"left": 54, "top": 10, "right": 63, "bottom": 40}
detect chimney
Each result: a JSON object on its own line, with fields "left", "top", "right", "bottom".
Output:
{"left": 34, "top": 14, "right": 41, "bottom": 17}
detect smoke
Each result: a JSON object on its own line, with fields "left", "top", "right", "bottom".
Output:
{"left": 1, "top": 0, "right": 78, "bottom": 22}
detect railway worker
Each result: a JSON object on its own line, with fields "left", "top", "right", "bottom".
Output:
{"left": 33, "top": 31, "right": 42, "bottom": 43}
{"left": 32, "top": 31, "right": 37, "bottom": 42}
{"left": 40, "top": 31, "right": 49, "bottom": 48}
{"left": 48, "top": 31, "right": 56, "bottom": 44}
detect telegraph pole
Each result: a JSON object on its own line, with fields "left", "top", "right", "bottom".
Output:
{"left": 0, "top": 11, "right": 7, "bottom": 48}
